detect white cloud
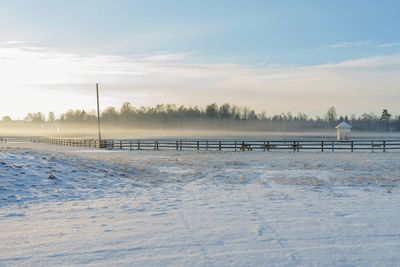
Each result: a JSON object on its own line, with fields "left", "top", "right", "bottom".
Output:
{"left": 329, "top": 40, "right": 371, "bottom": 48}
{"left": 0, "top": 42, "right": 400, "bottom": 118}
{"left": 379, "top": 42, "right": 400, "bottom": 48}
{"left": 2, "top": 40, "right": 30, "bottom": 45}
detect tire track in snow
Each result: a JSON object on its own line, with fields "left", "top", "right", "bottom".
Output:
{"left": 179, "top": 181, "right": 214, "bottom": 267}
{"left": 245, "top": 184, "right": 303, "bottom": 265}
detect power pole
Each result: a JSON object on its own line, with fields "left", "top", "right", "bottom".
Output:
{"left": 96, "top": 83, "right": 102, "bottom": 145}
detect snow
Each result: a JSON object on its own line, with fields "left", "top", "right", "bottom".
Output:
{"left": 335, "top": 121, "right": 352, "bottom": 129}
{"left": 1, "top": 143, "right": 400, "bottom": 266}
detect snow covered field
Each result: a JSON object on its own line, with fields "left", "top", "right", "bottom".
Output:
{"left": 1, "top": 143, "right": 400, "bottom": 266}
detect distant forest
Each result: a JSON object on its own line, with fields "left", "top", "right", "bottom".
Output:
{"left": 2, "top": 103, "right": 399, "bottom": 132}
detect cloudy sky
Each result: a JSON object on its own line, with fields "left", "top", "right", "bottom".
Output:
{"left": 0, "top": 0, "right": 399, "bottom": 119}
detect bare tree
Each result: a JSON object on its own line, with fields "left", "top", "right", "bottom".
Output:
{"left": 381, "top": 109, "right": 392, "bottom": 131}
{"left": 325, "top": 106, "right": 337, "bottom": 126}
{"left": 2, "top": 116, "right": 12, "bottom": 122}
{"left": 48, "top": 112, "right": 56, "bottom": 123}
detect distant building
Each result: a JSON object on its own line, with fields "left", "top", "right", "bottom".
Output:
{"left": 335, "top": 121, "right": 352, "bottom": 141}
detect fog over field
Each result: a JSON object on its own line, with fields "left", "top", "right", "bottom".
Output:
{"left": 1, "top": 122, "right": 400, "bottom": 140}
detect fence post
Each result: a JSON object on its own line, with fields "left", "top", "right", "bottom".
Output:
{"left": 219, "top": 141, "right": 222, "bottom": 151}
{"left": 235, "top": 140, "right": 237, "bottom": 152}
{"left": 206, "top": 140, "right": 208, "bottom": 151}
{"left": 138, "top": 140, "right": 141, "bottom": 150}
{"left": 321, "top": 141, "right": 324, "bottom": 152}
{"left": 383, "top": 141, "right": 386, "bottom": 152}
{"left": 351, "top": 141, "right": 354, "bottom": 152}
{"left": 197, "top": 141, "right": 200, "bottom": 151}
{"left": 332, "top": 141, "right": 334, "bottom": 152}
{"left": 130, "top": 141, "right": 132, "bottom": 151}
{"left": 180, "top": 140, "right": 183, "bottom": 151}
{"left": 371, "top": 140, "right": 374, "bottom": 153}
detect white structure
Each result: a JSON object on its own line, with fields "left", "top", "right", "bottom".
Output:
{"left": 335, "top": 121, "right": 352, "bottom": 141}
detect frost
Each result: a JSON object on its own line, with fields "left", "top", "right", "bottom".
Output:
{"left": 1, "top": 144, "right": 400, "bottom": 266}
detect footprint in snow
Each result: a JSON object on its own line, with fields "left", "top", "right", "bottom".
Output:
{"left": 48, "top": 170, "right": 57, "bottom": 179}
{"left": 4, "top": 213, "right": 25, "bottom": 218}
{"left": 257, "top": 225, "right": 265, "bottom": 236}
{"left": 151, "top": 212, "right": 167, "bottom": 216}
{"left": 335, "top": 211, "right": 352, "bottom": 217}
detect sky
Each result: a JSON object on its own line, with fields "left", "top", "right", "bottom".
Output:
{"left": 0, "top": 0, "right": 399, "bottom": 119}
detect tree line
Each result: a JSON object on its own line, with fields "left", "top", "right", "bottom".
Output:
{"left": 2, "top": 103, "right": 400, "bottom": 132}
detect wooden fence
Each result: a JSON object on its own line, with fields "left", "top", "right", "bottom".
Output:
{"left": 31, "top": 138, "right": 400, "bottom": 152}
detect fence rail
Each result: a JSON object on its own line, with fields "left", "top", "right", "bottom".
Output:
{"left": 0, "top": 136, "right": 35, "bottom": 143}
{"left": 31, "top": 137, "right": 400, "bottom": 152}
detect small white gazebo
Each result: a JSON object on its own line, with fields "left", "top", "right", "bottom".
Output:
{"left": 335, "top": 121, "right": 352, "bottom": 141}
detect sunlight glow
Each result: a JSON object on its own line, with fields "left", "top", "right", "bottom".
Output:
{"left": 1, "top": 42, "right": 400, "bottom": 119}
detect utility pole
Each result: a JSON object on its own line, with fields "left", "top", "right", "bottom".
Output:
{"left": 96, "top": 83, "right": 102, "bottom": 146}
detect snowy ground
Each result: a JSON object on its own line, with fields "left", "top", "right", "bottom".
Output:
{"left": 1, "top": 143, "right": 400, "bottom": 266}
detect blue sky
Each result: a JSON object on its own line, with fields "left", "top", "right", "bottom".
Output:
{"left": 1, "top": 0, "right": 399, "bottom": 64}
{"left": 0, "top": 0, "right": 399, "bottom": 118}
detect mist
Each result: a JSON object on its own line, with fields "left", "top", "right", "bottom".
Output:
{"left": 2, "top": 121, "right": 400, "bottom": 141}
